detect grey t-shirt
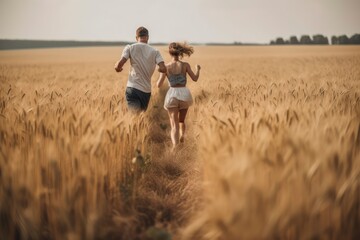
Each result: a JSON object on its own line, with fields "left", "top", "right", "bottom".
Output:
{"left": 121, "top": 42, "right": 164, "bottom": 93}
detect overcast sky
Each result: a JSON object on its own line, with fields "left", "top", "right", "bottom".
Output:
{"left": 0, "top": 0, "right": 359, "bottom": 43}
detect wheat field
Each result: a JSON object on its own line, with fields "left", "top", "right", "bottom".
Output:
{"left": 0, "top": 45, "right": 359, "bottom": 240}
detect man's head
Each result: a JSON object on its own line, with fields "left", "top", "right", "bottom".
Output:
{"left": 136, "top": 26, "right": 149, "bottom": 43}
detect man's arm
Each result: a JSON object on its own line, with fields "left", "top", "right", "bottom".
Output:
{"left": 157, "top": 62, "right": 167, "bottom": 73}
{"left": 114, "top": 57, "right": 128, "bottom": 72}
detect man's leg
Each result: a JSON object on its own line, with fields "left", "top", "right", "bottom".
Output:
{"left": 125, "top": 87, "right": 151, "bottom": 112}
{"left": 125, "top": 87, "right": 142, "bottom": 111}
{"left": 138, "top": 90, "right": 151, "bottom": 111}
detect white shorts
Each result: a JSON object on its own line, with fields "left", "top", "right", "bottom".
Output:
{"left": 164, "top": 87, "right": 193, "bottom": 110}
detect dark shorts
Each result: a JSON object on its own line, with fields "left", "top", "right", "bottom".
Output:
{"left": 125, "top": 87, "right": 151, "bottom": 111}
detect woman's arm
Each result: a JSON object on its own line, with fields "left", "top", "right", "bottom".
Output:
{"left": 157, "top": 72, "right": 166, "bottom": 88}
{"left": 186, "top": 63, "right": 201, "bottom": 81}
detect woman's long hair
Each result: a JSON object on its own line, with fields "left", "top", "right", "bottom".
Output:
{"left": 169, "top": 42, "right": 194, "bottom": 58}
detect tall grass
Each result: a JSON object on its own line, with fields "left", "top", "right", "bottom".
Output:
{"left": 182, "top": 47, "right": 360, "bottom": 240}
{"left": 0, "top": 67, "right": 148, "bottom": 238}
{"left": 1, "top": 46, "right": 360, "bottom": 239}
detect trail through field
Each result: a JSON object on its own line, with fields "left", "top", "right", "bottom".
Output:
{"left": 2, "top": 46, "right": 359, "bottom": 240}
{"left": 132, "top": 86, "right": 202, "bottom": 238}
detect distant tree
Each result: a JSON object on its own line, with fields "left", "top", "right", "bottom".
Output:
{"left": 289, "top": 36, "right": 299, "bottom": 44}
{"left": 324, "top": 36, "right": 329, "bottom": 44}
{"left": 275, "top": 37, "right": 285, "bottom": 44}
{"left": 338, "top": 35, "right": 349, "bottom": 44}
{"left": 331, "top": 36, "right": 339, "bottom": 45}
{"left": 269, "top": 33, "right": 360, "bottom": 45}
{"left": 349, "top": 34, "right": 360, "bottom": 44}
{"left": 312, "top": 34, "right": 329, "bottom": 44}
{"left": 300, "top": 35, "right": 312, "bottom": 44}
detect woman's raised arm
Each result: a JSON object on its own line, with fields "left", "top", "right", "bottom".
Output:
{"left": 186, "top": 63, "right": 201, "bottom": 81}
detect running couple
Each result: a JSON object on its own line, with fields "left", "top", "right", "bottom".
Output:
{"left": 114, "top": 26, "right": 201, "bottom": 148}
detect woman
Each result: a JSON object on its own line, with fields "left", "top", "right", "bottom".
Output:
{"left": 157, "top": 42, "right": 201, "bottom": 149}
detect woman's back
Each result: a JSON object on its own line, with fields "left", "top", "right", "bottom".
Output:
{"left": 167, "top": 61, "right": 187, "bottom": 87}
{"left": 155, "top": 41, "right": 201, "bottom": 149}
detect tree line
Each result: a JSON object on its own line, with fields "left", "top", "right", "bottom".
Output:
{"left": 270, "top": 34, "right": 360, "bottom": 45}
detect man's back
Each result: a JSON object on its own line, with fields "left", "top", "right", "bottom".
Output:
{"left": 114, "top": 26, "right": 166, "bottom": 112}
{"left": 122, "top": 42, "right": 163, "bottom": 93}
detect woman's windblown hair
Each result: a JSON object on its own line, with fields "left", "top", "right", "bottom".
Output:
{"left": 169, "top": 42, "right": 194, "bottom": 58}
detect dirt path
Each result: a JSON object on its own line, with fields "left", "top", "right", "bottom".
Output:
{"left": 132, "top": 87, "right": 202, "bottom": 239}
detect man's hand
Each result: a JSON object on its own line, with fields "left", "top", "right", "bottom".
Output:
{"left": 114, "top": 61, "right": 123, "bottom": 72}
{"left": 114, "top": 58, "right": 128, "bottom": 73}
{"left": 158, "top": 62, "right": 167, "bottom": 73}
{"left": 115, "top": 66, "right": 123, "bottom": 72}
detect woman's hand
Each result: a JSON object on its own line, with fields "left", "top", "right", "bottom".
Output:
{"left": 157, "top": 72, "right": 166, "bottom": 88}
{"left": 196, "top": 65, "right": 201, "bottom": 71}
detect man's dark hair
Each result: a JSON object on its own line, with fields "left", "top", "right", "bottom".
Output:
{"left": 136, "top": 26, "right": 149, "bottom": 37}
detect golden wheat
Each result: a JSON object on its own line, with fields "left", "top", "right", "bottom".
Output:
{"left": 1, "top": 46, "right": 360, "bottom": 239}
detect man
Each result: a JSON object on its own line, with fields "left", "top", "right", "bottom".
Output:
{"left": 114, "top": 26, "right": 166, "bottom": 111}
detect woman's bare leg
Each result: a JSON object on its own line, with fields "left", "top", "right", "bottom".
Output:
{"left": 168, "top": 108, "right": 180, "bottom": 148}
{"left": 179, "top": 108, "right": 188, "bottom": 143}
